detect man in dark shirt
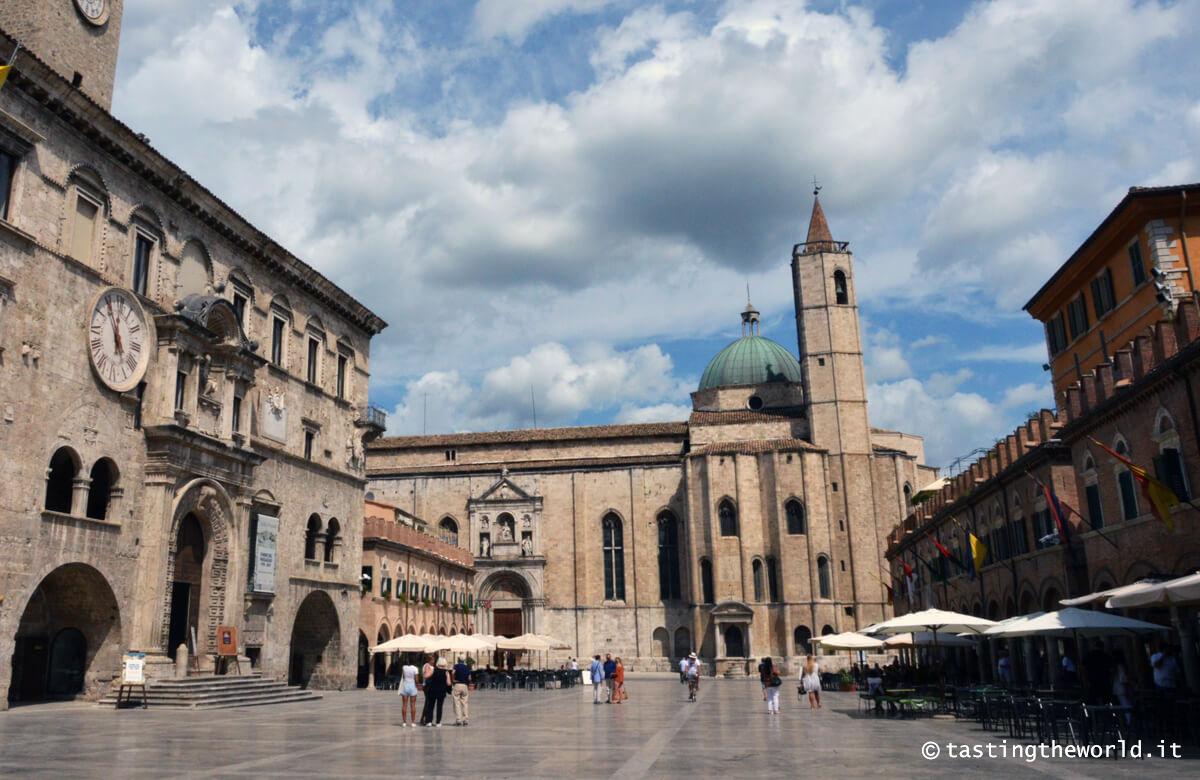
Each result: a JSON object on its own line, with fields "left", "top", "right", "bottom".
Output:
{"left": 452, "top": 657, "right": 472, "bottom": 725}
{"left": 603, "top": 654, "right": 617, "bottom": 703}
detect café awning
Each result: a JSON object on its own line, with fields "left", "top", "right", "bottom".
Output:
{"left": 1106, "top": 572, "right": 1200, "bottom": 609}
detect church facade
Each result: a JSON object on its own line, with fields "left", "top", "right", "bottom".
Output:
{"left": 367, "top": 199, "right": 935, "bottom": 672}
{"left": 0, "top": 2, "right": 385, "bottom": 706}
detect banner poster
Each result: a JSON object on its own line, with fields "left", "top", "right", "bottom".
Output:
{"left": 253, "top": 514, "right": 279, "bottom": 593}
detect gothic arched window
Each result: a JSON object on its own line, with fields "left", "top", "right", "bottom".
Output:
{"left": 439, "top": 516, "right": 459, "bottom": 546}
{"left": 305, "top": 514, "right": 322, "bottom": 560}
{"left": 718, "top": 499, "right": 738, "bottom": 537}
{"left": 785, "top": 499, "right": 805, "bottom": 534}
{"left": 324, "top": 518, "right": 340, "bottom": 563}
{"left": 817, "top": 555, "right": 832, "bottom": 599}
{"left": 657, "top": 511, "right": 682, "bottom": 600}
{"left": 700, "top": 558, "right": 714, "bottom": 604}
{"left": 766, "top": 556, "right": 780, "bottom": 602}
{"left": 602, "top": 513, "right": 626, "bottom": 601}
{"left": 752, "top": 559, "right": 764, "bottom": 602}
{"left": 45, "top": 447, "right": 79, "bottom": 514}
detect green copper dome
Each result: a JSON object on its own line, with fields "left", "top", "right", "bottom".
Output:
{"left": 698, "top": 335, "right": 803, "bottom": 391}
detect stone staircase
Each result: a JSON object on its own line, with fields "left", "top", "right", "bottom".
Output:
{"left": 98, "top": 674, "right": 322, "bottom": 710}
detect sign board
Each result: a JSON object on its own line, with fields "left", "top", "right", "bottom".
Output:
{"left": 582, "top": 669, "right": 593, "bottom": 686}
{"left": 253, "top": 513, "right": 279, "bottom": 593}
{"left": 217, "top": 626, "right": 238, "bottom": 657}
{"left": 122, "top": 652, "right": 145, "bottom": 684}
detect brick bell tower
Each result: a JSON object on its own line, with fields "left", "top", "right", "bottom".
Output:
{"left": 791, "top": 188, "right": 889, "bottom": 625}
{"left": 1, "top": 0, "right": 124, "bottom": 111}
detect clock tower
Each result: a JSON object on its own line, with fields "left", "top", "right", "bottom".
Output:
{"left": 0, "top": 0, "right": 124, "bottom": 111}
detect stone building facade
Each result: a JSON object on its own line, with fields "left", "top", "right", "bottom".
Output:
{"left": 368, "top": 198, "right": 934, "bottom": 673}
{"left": 358, "top": 500, "right": 475, "bottom": 687}
{"left": 0, "top": 3, "right": 385, "bottom": 707}
{"left": 886, "top": 185, "right": 1200, "bottom": 693}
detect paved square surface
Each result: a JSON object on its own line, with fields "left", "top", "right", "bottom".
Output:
{"left": 0, "top": 678, "right": 1194, "bottom": 778}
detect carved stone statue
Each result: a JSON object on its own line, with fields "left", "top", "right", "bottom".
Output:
{"left": 522, "top": 515, "right": 531, "bottom": 529}
{"left": 346, "top": 434, "right": 364, "bottom": 471}
{"left": 520, "top": 535, "right": 532, "bottom": 557}
{"left": 480, "top": 534, "right": 491, "bottom": 557}
{"left": 481, "top": 516, "right": 490, "bottom": 530}
{"left": 498, "top": 522, "right": 513, "bottom": 542}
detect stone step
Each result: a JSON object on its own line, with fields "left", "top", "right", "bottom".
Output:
{"left": 97, "top": 674, "right": 321, "bottom": 710}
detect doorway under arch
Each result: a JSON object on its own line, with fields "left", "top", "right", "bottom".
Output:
{"left": 357, "top": 631, "right": 370, "bottom": 689}
{"left": 289, "top": 591, "right": 341, "bottom": 689}
{"left": 724, "top": 626, "right": 745, "bottom": 658}
{"left": 673, "top": 627, "right": 691, "bottom": 658}
{"left": 8, "top": 563, "right": 121, "bottom": 704}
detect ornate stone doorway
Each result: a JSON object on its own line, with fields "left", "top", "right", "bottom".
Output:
{"left": 8, "top": 563, "right": 122, "bottom": 704}
{"left": 168, "top": 513, "right": 205, "bottom": 656}
{"left": 160, "top": 481, "right": 232, "bottom": 658}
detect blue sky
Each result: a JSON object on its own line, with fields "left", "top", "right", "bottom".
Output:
{"left": 111, "top": 0, "right": 1200, "bottom": 467}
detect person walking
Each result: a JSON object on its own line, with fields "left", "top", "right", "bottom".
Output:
{"left": 603, "top": 653, "right": 617, "bottom": 703}
{"left": 685, "top": 652, "right": 700, "bottom": 702}
{"left": 398, "top": 656, "right": 419, "bottom": 727}
{"left": 422, "top": 657, "right": 451, "bottom": 727}
{"left": 613, "top": 657, "right": 626, "bottom": 703}
{"left": 589, "top": 655, "right": 605, "bottom": 704}
{"left": 452, "top": 656, "right": 471, "bottom": 726}
{"left": 801, "top": 654, "right": 821, "bottom": 710}
{"left": 418, "top": 654, "right": 436, "bottom": 725}
{"left": 759, "top": 657, "right": 781, "bottom": 714}
{"left": 679, "top": 656, "right": 688, "bottom": 684}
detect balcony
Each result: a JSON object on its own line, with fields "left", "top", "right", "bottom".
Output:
{"left": 356, "top": 405, "right": 387, "bottom": 442}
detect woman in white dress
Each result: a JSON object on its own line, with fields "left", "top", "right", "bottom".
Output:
{"left": 801, "top": 654, "right": 821, "bottom": 710}
{"left": 399, "top": 657, "right": 419, "bottom": 726}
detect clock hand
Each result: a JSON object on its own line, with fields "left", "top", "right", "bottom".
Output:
{"left": 106, "top": 301, "right": 124, "bottom": 354}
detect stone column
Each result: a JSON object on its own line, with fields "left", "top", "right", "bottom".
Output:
{"left": 71, "top": 476, "right": 91, "bottom": 517}
{"left": 1022, "top": 637, "right": 1037, "bottom": 685}
{"left": 129, "top": 469, "right": 178, "bottom": 656}
{"left": 1045, "top": 637, "right": 1060, "bottom": 685}
{"left": 1171, "top": 606, "right": 1199, "bottom": 693}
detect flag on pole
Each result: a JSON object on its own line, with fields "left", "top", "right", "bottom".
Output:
{"left": 1032, "top": 473, "right": 1071, "bottom": 545}
{"left": 1090, "top": 437, "right": 1181, "bottom": 531}
{"left": 0, "top": 65, "right": 10, "bottom": 91}
{"left": 962, "top": 529, "right": 976, "bottom": 580}
{"left": 884, "top": 583, "right": 894, "bottom": 606}
{"left": 932, "top": 536, "right": 967, "bottom": 571}
{"left": 968, "top": 532, "right": 988, "bottom": 574}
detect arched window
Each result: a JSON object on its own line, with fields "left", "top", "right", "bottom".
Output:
{"left": 45, "top": 447, "right": 78, "bottom": 513}
{"left": 67, "top": 169, "right": 105, "bottom": 266}
{"left": 439, "top": 517, "right": 459, "bottom": 546}
{"left": 752, "top": 559, "right": 764, "bottom": 602}
{"left": 305, "top": 514, "right": 322, "bottom": 560}
{"left": 324, "top": 518, "right": 340, "bottom": 563}
{"left": 700, "top": 558, "right": 714, "bottom": 604}
{"left": 903, "top": 483, "right": 912, "bottom": 508}
{"left": 766, "top": 556, "right": 780, "bottom": 602}
{"left": 784, "top": 499, "right": 805, "bottom": 534}
{"left": 602, "top": 513, "right": 626, "bottom": 601}
{"left": 816, "top": 555, "right": 832, "bottom": 599}
{"left": 718, "top": 498, "right": 738, "bottom": 537}
{"left": 85, "top": 458, "right": 118, "bottom": 521}
{"left": 1082, "top": 451, "right": 1103, "bottom": 531}
{"left": 793, "top": 625, "right": 812, "bottom": 653}
{"left": 177, "top": 241, "right": 211, "bottom": 298}
{"left": 129, "top": 209, "right": 162, "bottom": 298}
{"left": 652, "top": 627, "right": 670, "bottom": 657}
{"left": 833, "top": 270, "right": 849, "bottom": 305}
{"left": 657, "top": 511, "right": 682, "bottom": 600}
{"left": 1114, "top": 438, "right": 1139, "bottom": 520}
{"left": 821, "top": 624, "right": 834, "bottom": 636}
{"left": 1153, "top": 412, "right": 1191, "bottom": 501}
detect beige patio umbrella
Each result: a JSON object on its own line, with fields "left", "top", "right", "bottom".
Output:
{"left": 984, "top": 608, "right": 1168, "bottom": 638}
{"left": 1105, "top": 572, "right": 1200, "bottom": 609}
{"left": 812, "top": 632, "right": 884, "bottom": 651}
{"left": 425, "top": 634, "right": 496, "bottom": 654}
{"left": 884, "top": 632, "right": 976, "bottom": 648}
{"left": 1060, "top": 580, "right": 1163, "bottom": 607}
{"left": 872, "top": 609, "right": 997, "bottom": 690}
{"left": 496, "top": 633, "right": 553, "bottom": 651}
{"left": 370, "top": 633, "right": 432, "bottom": 654}
{"left": 531, "top": 633, "right": 572, "bottom": 650}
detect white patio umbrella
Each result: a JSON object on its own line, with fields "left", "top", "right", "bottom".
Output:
{"left": 370, "top": 634, "right": 433, "bottom": 654}
{"left": 884, "top": 632, "right": 976, "bottom": 648}
{"left": 1060, "top": 580, "right": 1162, "bottom": 607}
{"left": 425, "top": 634, "right": 496, "bottom": 654}
{"left": 983, "top": 608, "right": 1168, "bottom": 638}
{"left": 812, "top": 632, "right": 884, "bottom": 651}
{"left": 872, "top": 609, "right": 996, "bottom": 687}
{"left": 1105, "top": 572, "right": 1200, "bottom": 609}
{"left": 496, "top": 633, "right": 553, "bottom": 651}
{"left": 531, "top": 633, "right": 572, "bottom": 650}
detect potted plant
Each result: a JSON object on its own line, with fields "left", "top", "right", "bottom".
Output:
{"left": 422, "top": 597, "right": 432, "bottom": 607}
{"left": 838, "top": 670, "right": 856, "bottom": 692}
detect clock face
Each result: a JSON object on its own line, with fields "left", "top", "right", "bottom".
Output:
{"left": 88, "top": 287, "right": 149, "bottom": 392}
{"left": 74, "top": 0, "right": 109, "bottom": 25}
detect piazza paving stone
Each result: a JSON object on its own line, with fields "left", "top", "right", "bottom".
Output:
{"left": 0, "top": 679, "right": 1193, "bottom": 778}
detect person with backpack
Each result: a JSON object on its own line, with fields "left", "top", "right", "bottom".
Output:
{"left": 685, "top": 653, "right": 701, "bottom": 702}
{"left": 759, "top": 657, "right": 782, "bottom": 714}
{"left": 589, "top": 655, "right": 605, "bottom": 704}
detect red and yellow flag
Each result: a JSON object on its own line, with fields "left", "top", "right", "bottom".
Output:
{"left": 0, "top": 65, "right": 11, "bottom": 91}
{"left": 1090, "top": 437, "right": 1180, "bottom": 531}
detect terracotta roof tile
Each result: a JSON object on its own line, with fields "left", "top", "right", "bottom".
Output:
{"left": 690, "top": 438, "right": 824, "bottom": 456}
{"left": 370, "top": 422, "right": 688, "bottom": 450}
{"left": 689, "top": 407, "right": 806, "bottom": 425}
{"left": 368, "top": 453, "right": 683, "bottom": 477}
